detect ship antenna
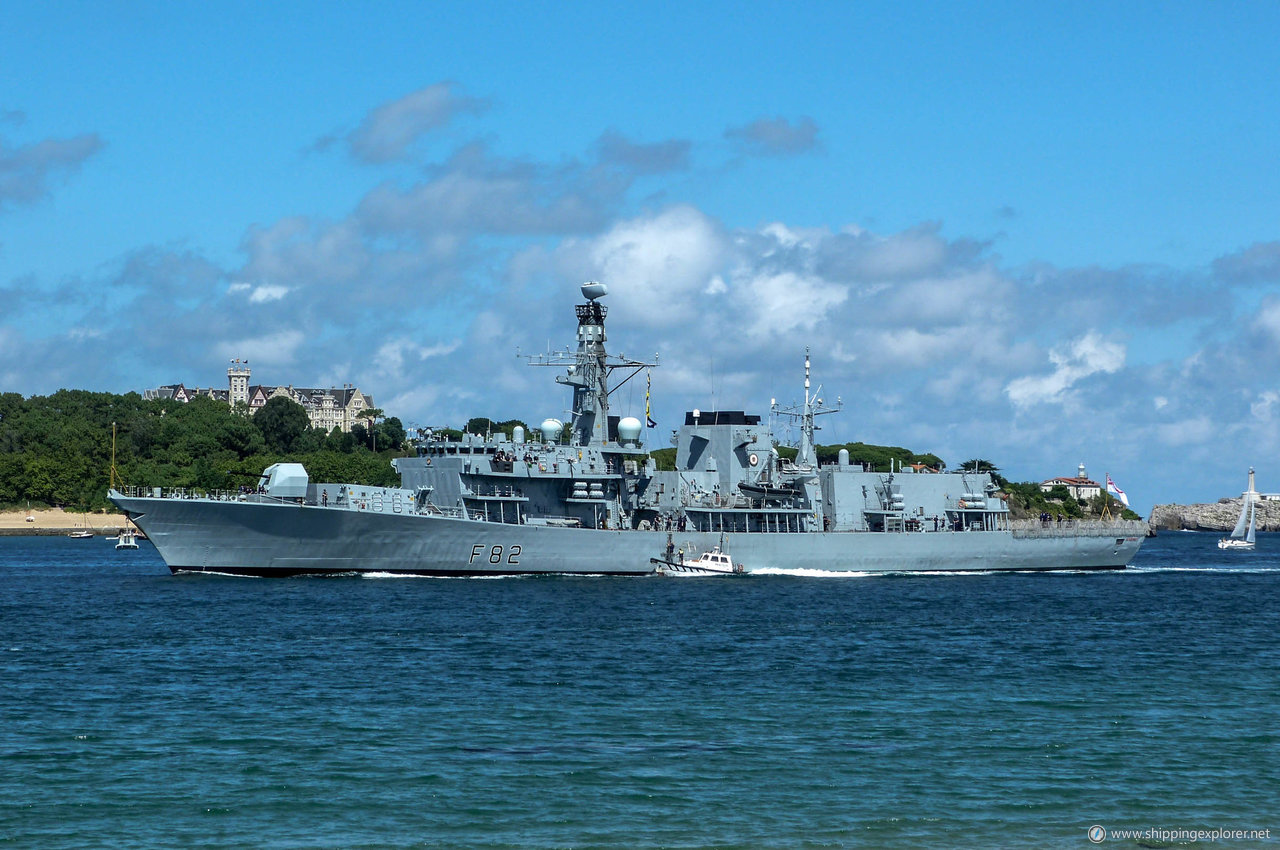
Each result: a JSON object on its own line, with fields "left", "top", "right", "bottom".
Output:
{"left": 520, "top": 281, "right": 658, "bottom": 448}
{"left": 772, "top": 347, "right": 842, "bottom": 469}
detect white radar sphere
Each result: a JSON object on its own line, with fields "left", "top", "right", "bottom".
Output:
{"left": 539, "top": 418, "right": 563, "bottom": 442}
{"left": 581, "top": 281, "right": 608, "bottom": 300}
{"left": 617, "top": 417, "right": 643, "bottom": 444}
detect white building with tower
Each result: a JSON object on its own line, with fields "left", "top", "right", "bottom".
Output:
{"left": 1041, "top": 463, "right": 1102, "bottom": 501}
{"left": 144, "top": 359, "right": 375, "bottom": 434}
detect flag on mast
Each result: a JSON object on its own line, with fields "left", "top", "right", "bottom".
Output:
{"left": 645, "top": 371, "right": 657, "bottom": 428}
{"left": 1106, "top": 475, "right": 1129, "bottom": 507}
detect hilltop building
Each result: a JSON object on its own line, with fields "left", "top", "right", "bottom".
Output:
{"left": 144, "top": 359, "right": 375, "bottom": 433}
{"left": 1041, "top": 463, "right": 1101, "bottom": 501}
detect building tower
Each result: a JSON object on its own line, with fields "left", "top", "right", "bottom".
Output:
{"left": 228, "top": 359, "right": 251, "bottom": 406}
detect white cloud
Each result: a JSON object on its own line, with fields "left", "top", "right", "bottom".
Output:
{"left": 739, "top": 270, "right": 848, "bottom": 338}
{"left": 1253, "top": 297, "right": 1280, "bottom": 344}
{"left": 0, "top": 131, "right": 104, "bottom": 210}
{"left": 228, "top": 281, "right": 289, "bottom": 303}
{"left": 1251, "top": 390, "right": 1280, "bottom": 421}
{"left": 356, "top": 145, "right": 616, "bottom": 237}
{"left": 214, "top": 330, "right": 305, "bottom": 367}
{"left": 251, "top": 285, "right": 290, "bottom": 303}
{"left": 559, "top": 205, "right": 728, "bottom": 325}
{"left": 345, "top": 82, "right": 488, "bottom": 163}
{"left": 879, "top": 268, "right": 1012, "bottom": 328}
{"left": 860, "top": 327, "right": 974, "bottom": 369}
{"left": 1005, "top": 332, "right": 1126, "bottom": 408}
{"left": 374, "top": 337, "right": 461, "bottom": 376}
{"left": 1154, "top": 416, "right": 1217, "bottom": 446}
{"left": 724, "top": 116, "right": 820, "bottom": 157}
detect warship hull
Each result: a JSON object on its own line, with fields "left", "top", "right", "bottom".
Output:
{"left": 110, "top": 492, "right": 1144, "bottom": 577}
{"left": 111, "top": 281, "right": 1147, "bottom": 577}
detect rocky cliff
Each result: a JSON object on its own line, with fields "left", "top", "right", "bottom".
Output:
{"left": 1147, "top": 498, "right": 1272, "bottom": 532}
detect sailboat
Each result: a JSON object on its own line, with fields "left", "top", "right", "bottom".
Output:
{"left": 68, "top": 514, "right": 94, "bottom": 539}
{"left": 1219, "top": 468, "right": 1258, "bottom": 550}
{"left": 106, "top": 420, "right": 138, "bottom": 549}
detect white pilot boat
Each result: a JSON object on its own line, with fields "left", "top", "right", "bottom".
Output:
{"left": 651, "top": 545, "right": 743, "bottom": 575}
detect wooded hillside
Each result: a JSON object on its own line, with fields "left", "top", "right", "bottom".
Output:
{"left": 0, "top": 392, "right": 1136, "bottom": 519}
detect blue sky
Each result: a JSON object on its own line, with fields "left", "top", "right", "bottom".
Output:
{"left": 4, "top": 1, "right": 1280, "bottom": 508}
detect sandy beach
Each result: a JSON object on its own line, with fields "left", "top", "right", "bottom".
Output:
{"left": 0, "top": 508, "right": 127, "bottom": 535}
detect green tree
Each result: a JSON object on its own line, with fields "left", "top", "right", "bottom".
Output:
{"left": 377, "top": 416, "right": 406, "bottom": 452}
{"left": 650, "top": 448, "right": 676, "bottom": 471}
{"left": 1046, "top": 484, "right": 1073, "bottom": 502}
{"left": 357, "top": 407, "right": 384, "bottom": 450}
{"left": 325, "top": 427, "right": 356, "bottom": 453}
{"left": 254, "top": 397, "right": 312, "bottom": 453}
{"left": 464, "top": 418, "right": 530, "bottom": 440}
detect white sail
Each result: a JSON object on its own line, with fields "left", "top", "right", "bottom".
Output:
{"left": 1246, "top": 501, "right": 1256, "bottom": 545}
{"left": 1230, "top": 498, "right": 1251, "bottom": 540}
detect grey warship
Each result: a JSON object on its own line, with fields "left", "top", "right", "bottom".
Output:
{"left": 109, "top": 282, "right": 1146, "bottom": 576}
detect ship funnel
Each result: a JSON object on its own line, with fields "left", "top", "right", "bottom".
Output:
{"left": 581, "top": 281, "right": 608, "bottom": 301}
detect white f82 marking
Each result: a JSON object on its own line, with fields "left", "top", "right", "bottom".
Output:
{"left": 469, "top": 544, "right": 521, "bottom": 565}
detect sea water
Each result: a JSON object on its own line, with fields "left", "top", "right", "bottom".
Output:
{"left": 1, "top": 533, "right": 1277, "bottom": 848}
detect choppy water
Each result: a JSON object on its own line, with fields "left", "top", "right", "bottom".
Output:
{"left": 2, "top": 533, "right": 1278, "bottom": 848}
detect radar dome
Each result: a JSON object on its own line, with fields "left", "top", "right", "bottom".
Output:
{"left": 539, "top": 418, "right": 563, "bottom": 443}
{"left": 617, "top": 416, "right": 642, "bottom": 445}
{"left": 581, "top": 281, "right": 608, "bottom": 301}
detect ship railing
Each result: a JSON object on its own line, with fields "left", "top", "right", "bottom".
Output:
{"left": 118, "top": 485, "right": 257, "bottom": 502}
{"left": 1010, "top": 519, "right": 1149, "bottom": 539}
{"left": 463, "top": 484, "right": 527, "bottom": 499}
{"left": 412, "top": 502, "right": 469, "bottom": 518}
{"left": 946, "top": 497, "right": 1008, "bottom": 512}
{"left": 685, "top": 492, "right": 746, "bottom": 509}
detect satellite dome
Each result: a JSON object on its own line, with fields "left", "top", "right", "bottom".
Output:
{"left": 539, "top": 418, "right": 563, "bottom": 443}
{"left": 617, "top": 416, "right": 642, "bottom": 445}
{"left": 581, "top": 281, "right": 608, "bottom": 301}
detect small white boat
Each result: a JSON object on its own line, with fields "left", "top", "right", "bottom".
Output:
{"left": 1219, "top": 470, "right": 1257, "bottom": 550}
{"left": 68, "top": 512, "right": 94, "bottom": 539}
{"left": 651, "top": 545, "right": 743, "bottom": 574}
{"left": 1218, "top": 500, "right": 1256, "bottom": 550}
{"left": 115, "top": 528, "right": 139, "bottom": 550}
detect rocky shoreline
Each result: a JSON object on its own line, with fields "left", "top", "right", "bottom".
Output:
{"left": 1147, "top": 498, "right": 1269, "bottom": 533}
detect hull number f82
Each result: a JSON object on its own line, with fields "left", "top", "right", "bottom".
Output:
{"left": 469, "top": 544, "right": 521, "bottom": 565}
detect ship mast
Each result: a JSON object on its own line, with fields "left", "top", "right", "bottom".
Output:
{"left": 523, "top": 282, "right": 658, "bottom": 447}
{"left": 772, "top": 347, "right": 841, "bottom": 469}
